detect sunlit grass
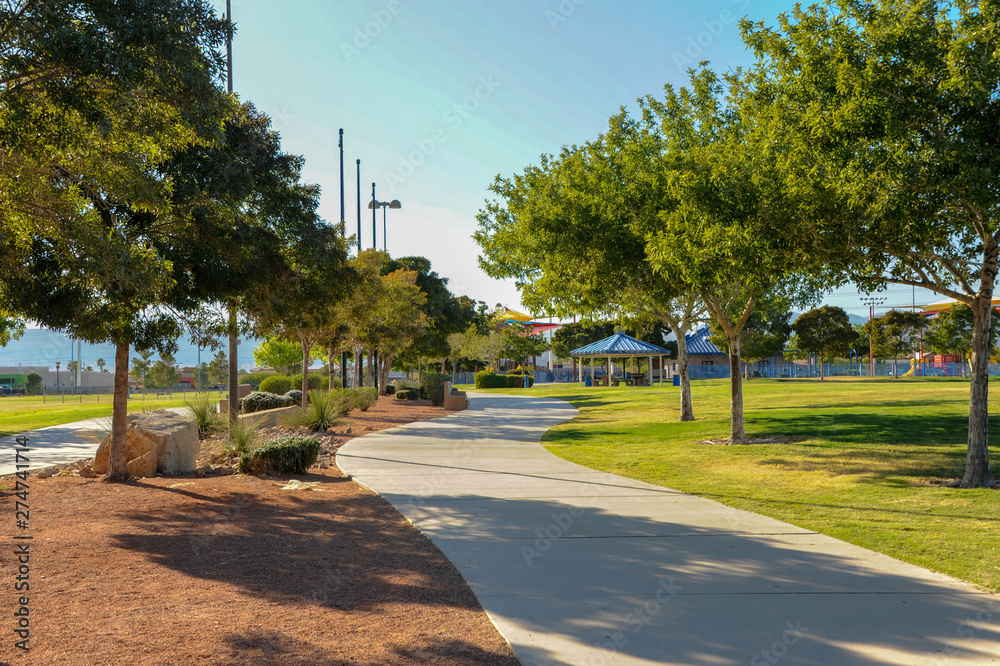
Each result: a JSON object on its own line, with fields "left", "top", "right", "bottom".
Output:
{"left": 480, "top": 378, "right": 1000, "bottom": 591}
{"left": 0, "top": 391, "right": 225, "bottom": 438}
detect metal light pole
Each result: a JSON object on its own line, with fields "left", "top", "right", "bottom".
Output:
{"left": 225, "top": 0, "right": 239, "bottom": 423}
{"left": 862, "top": 296, "right": 887, "bottom": 377}
{"left": 368, "top": 198, "right": 402, "bottom": 253}
{"left": 340, "top": 130, "right": 349, "bottom": 390}
{"left": 370, "top": 182, "right": 378, "bottom": 393}
{"left": 355, "top": 159, "right": 362, "bottom": 386}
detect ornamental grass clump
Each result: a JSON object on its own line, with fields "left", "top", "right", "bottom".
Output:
{"left": 238, "top": 436, "right": 320, "bottom": 475}
{"left": 186, "top": 394, "right": 222, "bottom": 437}
{"left": 225, "top": 415, "right": 263, "bottom": 455}
{"left": 285, "top": 390, "right": 344, "bottom": 431}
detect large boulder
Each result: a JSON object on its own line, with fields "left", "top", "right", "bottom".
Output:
{"left": 93, "top": 410, "right": 199, "bottom": 476}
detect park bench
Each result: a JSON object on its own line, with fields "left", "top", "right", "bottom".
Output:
{"left": 443, "top": 381, "right": 468, "bottom": 411}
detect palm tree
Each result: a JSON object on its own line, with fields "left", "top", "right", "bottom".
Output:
{"left": 96, "top": 358, "right": 107, "bottom": 373}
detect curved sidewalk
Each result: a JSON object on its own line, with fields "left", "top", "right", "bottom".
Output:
{"left": 337, "top": 393, "right": 1000, "bottom": 665}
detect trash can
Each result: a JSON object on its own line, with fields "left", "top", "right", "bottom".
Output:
{"left": 585, "top": 377, "right": 592, "bottom": 387}
{"left": 672, "top": 375, "right": 680, "bottom": 387}
{"left": 523, "top": 374, "right": 530, "bottom": 389}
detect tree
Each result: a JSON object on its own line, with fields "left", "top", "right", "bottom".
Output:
{"left": 476, "top": 108, "right": 706, "bottom": 421}
{"left": 867, "top": 311, "right": 927, "bottom": 379}
{"left": 96, "top": 358, "right": 107, "bottom": 373}
{"left": 24, "top": 372, "right": 42, "bottom": 396}
{"left": 501, "top": 322, "right": 550, "bottom": 369}
{"left": 147, "top": 353, "right": 180, "bottom": 389}
{"left": 131, "top": 350, "right": 154, "bottom": 388}
{"left": 645, "top": 69, "right": 820, "bottom": 443}
{"left": 66, "top": 361, "right": 78, "bottom": 377}
{"left": 253, "top": 337, "right": 304, "bottom": 375}
{"left": 208, "top": 350, "right": 228, "bottom": 386}
{"left": 925, "top": 304, "right": 1000, "bottom": 378}
{"left": 742, "top": 0, "right": 1000, "bottom": 484}
{"left": 792, "top": 306, "right": 858, "bottom": 380}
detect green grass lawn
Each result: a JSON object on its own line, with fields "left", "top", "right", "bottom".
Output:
{"left": 0, "top": 391, "right": 224, "bottom": 438}
{"left": 476, "top": 378, "right": 1000, "bottom": 592}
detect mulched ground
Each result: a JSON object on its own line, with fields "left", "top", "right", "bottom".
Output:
{"left": 0, "top": 397, "right": 519, "bottom": 665}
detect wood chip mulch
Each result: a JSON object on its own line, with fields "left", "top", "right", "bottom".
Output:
{"left": 0, "top": 396, "right": 520, "bottom": 665}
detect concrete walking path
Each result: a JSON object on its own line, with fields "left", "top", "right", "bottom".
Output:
{"left": 338, "top": 393, "right": 1000, "bottom": 665}
{"left": 0, "top": 407, "right": 190, "bottom": 476}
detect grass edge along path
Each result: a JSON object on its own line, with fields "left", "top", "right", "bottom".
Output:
{"left": 473, "top": 379, "right": 1000, "bottom": 593}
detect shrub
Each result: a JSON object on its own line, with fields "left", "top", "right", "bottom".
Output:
{"left": 258, "top": 375, "right": 292, "bottom": 395}
{"left": 506, "top": 368, "right": 525, "bottom": 375}
{"left": 395, "top": 388, "right": 420, "bottom": 400}
{"left": 226, "top": 415, "right": 263, "bottom": 455}
{"left": 422, "top": 373, "right": 451, "bottom": 406}
{"left": 307, "top": 372, "right": 327, "bottom": 390}
{"left": 239, "top": 391, "right": 293, "bottom": 414}
{"left": 258, "top": 375, "right": 293, "bottom": 395}
{"left": 240, "top": 371, "right": 276, "bottom": 390}
{"left": 475, "top": 371, "right": 509, "bottom": 389}
{"left": 238, "top": 436, "right": 320, "bottom": 475}
{"left": 506, "top": 374, "right": 534, "bottom": 388}
{"left": 383, "top": 382, "right": 397, "bottom": 396}
{"left": 284, "top": 390, "right": 303, "bottom": 406}
{"left": 351, "top": 387, "right": 379, "bottom": 412}
{"left": 24, "top": 371, "right": 42, "bottom": 396}
{"left": 186, "top": 394, "right": 222, "bottom": 437}
{"left": 285, "top": 390, "right": 343, "bottom": 431}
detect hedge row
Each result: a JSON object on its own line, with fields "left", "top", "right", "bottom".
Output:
{"left": 238, "top": 436, "right": 320, "bottom": 475}
{"left": 474, "top": 371, "right": 534, "bottom": 389}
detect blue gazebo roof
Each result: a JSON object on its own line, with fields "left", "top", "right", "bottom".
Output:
{"left": 570, "top": 332, "right": 670, "bottom": 358}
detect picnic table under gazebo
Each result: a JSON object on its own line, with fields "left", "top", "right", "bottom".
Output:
{"left": 570, "top": 332, "right": 671, "bottom": 387}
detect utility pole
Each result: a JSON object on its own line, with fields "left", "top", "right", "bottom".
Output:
{"left": 371, "top": 182, "right": 379, "bottom": 393}
{"left": 355, "top": 159, "right": 362, "bottom": 387}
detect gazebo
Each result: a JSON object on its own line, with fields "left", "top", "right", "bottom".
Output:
{"left": 570, "top": 332, "right": 670, "bottom": 387}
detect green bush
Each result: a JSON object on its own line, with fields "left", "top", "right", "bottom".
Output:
{"left": 258, "top": 375, "right": 293, "bottom": 395}
{"left": 240, "top": 391, "right": 294, "bottom": 414}
{"left": 506, "top": 368, "right": 525, "bottom": 375}
{"left": 284, "top": 390, "right": 303, "bottom": 405}
{"left": 475, "top": 371, "right": 508, "bottom": 389}
{"left": 24, "top": 371, "right": 42, "bottom": 396}
{"left": 307, "top": 372, "right": 327, "bottom": 390}
{"left": 506, "top": 374, "right": 534, "bottom": 388}
{"left": 351, "top": 387, "right": 379, "bottom": 412}
{"left": 285, "top": 390, "right": 344, "bottom": 431}
{"left": 422, "top": 373, "right": 451, "bottom": 406}
{"left": 395, "top": 388, "right": 420, "bottom": 400}
{"left": 239, "top": 371, "right": 276, "bottom": 390}
{"left": 238, "top": 436, "right": 320, "bottom": 475}
{"left": 186, "top": 394, "right": 222, "bottom": 437}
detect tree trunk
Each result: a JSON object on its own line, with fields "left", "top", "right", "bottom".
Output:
{"left": 962, "top": 293, "right": 997, "bottom": 488}
{"left": 334, "top": 345, "right": 344, "bottom": 391}
{"left": 418, "top": 357, "right": 422, "bottom": 383}
{"left": 365, "top": 350, "right": 373, "bottom": 386}
{"left": 819, "top": 355, "right": 825, "bottom": 380}
{"left": 727, "top": 334, "right": 749, "bottom": 444}
{"left": 299, "top": 332, "right": 312, "bottom": 407}
{"left": 227, "top": 303, "right": 239, "bottom": 425}
{"left": 675, "top": 330, "right": 694, "bottom": 421}
{"left": 354, "top": 345, "right": 363, "bottom": 388}
{"left": 107, "top": 342, "right": 131, "bottom": 482}
{"left": 379, "top": 353, "right": 393, "bottom": 390}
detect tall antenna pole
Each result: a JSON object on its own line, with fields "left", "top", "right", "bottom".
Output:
{"left": 371, "top": 183, "right": 377, "bottom": 250}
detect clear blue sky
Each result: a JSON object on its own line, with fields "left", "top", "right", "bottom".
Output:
{"left": 213, "top": 0, "right": 934, "bottom": 320}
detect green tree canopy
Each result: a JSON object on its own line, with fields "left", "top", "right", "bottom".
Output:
{"left": 742, "top": 0, "right": 1000, "bottom": 484}
{"left": 792, "top": 306, "right": 858, "bottom": 379}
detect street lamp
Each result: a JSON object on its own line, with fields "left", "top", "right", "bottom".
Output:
{"left": 368, "top": 196, "right": 402, "bottom": 253}
{"left": 861, "top": 296, "right": 888, "bottom": 377}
